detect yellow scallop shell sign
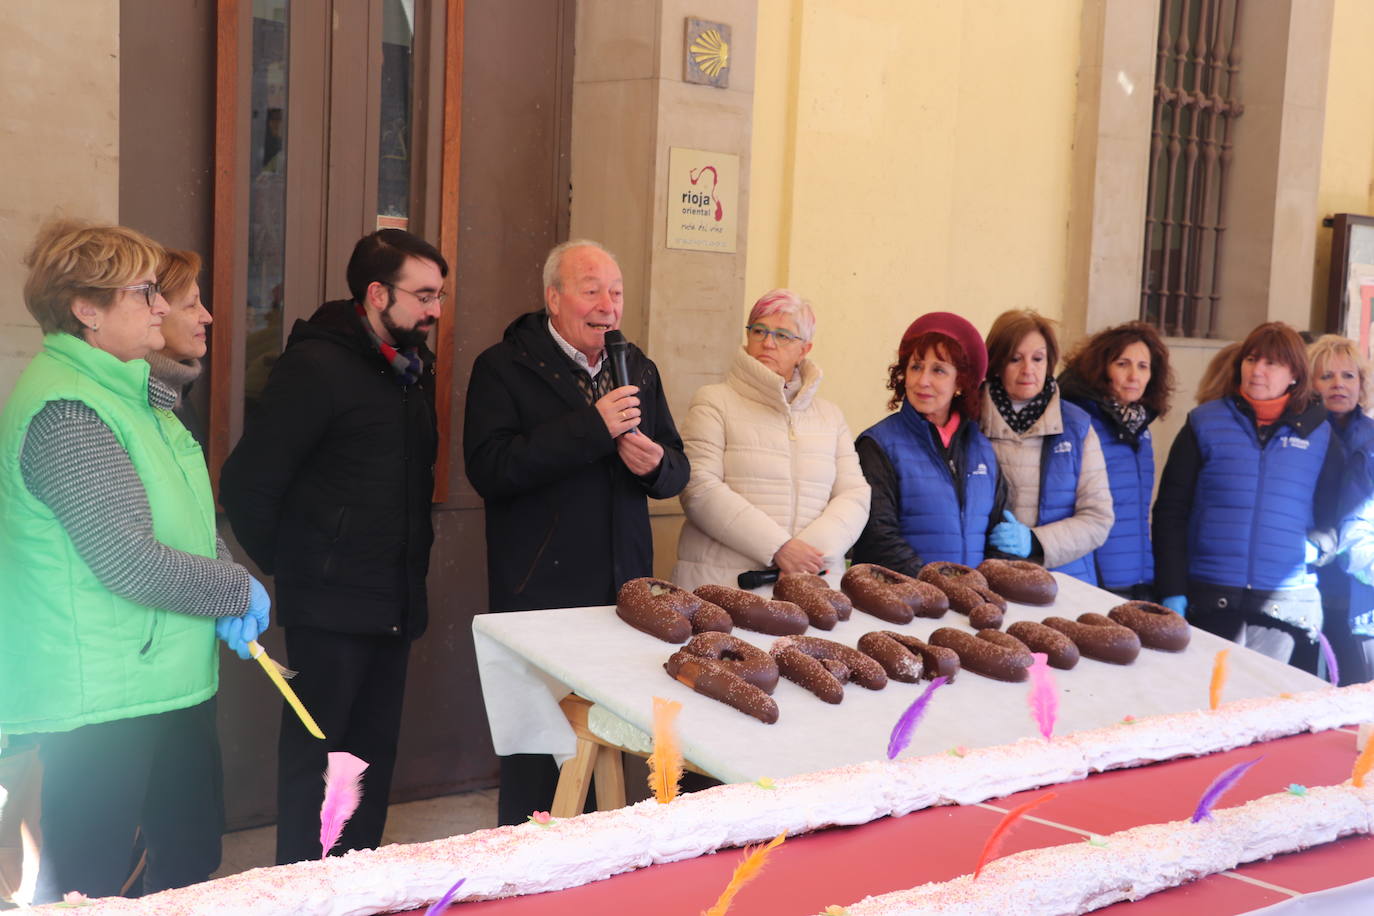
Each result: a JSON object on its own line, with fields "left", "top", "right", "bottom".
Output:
{"left": 690, "top": 29, "right": 729, "bottom": 79}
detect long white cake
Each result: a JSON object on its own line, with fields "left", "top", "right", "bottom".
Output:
{"left": 56, "top": 683, "right": 1374, "bottom": 915}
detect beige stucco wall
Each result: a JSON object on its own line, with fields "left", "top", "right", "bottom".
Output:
{"left": 747, "top": 0, "right": 1085, "bottom": 438}
{"left": 0, "top": 1, "right": 121, "bottom": 401}
{"left": 1312, "top": 0, "right": 1374, "bottom": 328}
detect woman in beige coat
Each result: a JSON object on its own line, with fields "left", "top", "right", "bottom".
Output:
{"left": 672, "top": 290, "right": 870, "bottom": 591}
{"left": 979, "top": 310, "right": 1113, "bottom": 585}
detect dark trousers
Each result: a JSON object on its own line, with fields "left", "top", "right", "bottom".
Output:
{"left": 1321, "top": 603, "right": 1374, "bottom": 686}
{"left": 275, "top": 627, "right": 409, "bottom": 865}
{"left": 497, "top": 754, "right": 564, "bottom": 827}
{"left": 1188, "top": 583, "right": 1322, "bottom": 675}
{"left": 33, "top": 699, "right": 223, "bottom": 905}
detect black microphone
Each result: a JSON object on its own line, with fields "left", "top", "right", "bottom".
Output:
{"left": 604, "top": 329, "right": 631, "bottom": 387}
{"left": 737, "top": 568, "right": 781, "bottom": 589}
{"left": 603, "top": 329, "right": 637, "bottom": 434}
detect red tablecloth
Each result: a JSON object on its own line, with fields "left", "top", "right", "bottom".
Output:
{"left": 432, "top": 728, "right": 1370, "bottom": 915}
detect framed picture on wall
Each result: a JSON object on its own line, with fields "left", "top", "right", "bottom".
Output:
{"left": 1326, "top": 213, "right": 1374, "bottom": 362}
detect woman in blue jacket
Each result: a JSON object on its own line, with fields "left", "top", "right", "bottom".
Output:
{"left": 853, "top": 312, "right": 1002, "bottom": 575}
{"left": 1059, "top": 322, "right": 1174, "bottom": 599}
{"left": 1154, "top": 322, "right": 1344, "bottom": 673}
{"left": 1309, "top": 334, "right": 1374, "bottom": 684}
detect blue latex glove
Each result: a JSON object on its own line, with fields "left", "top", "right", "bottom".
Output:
{"left": 1161, "top": 595, "right": 1188, "bottom": 618}
{"left": 215, "top": 614, "right": 251, "bottom": 660}
{"left": 217, "top": 576, "right": 272, "bottom": 661}
{"left": 989, "top": 510, "right": 1032, "bottom": 557}
{"left": 244, "top": 575, "right": 271, "bottom": 644}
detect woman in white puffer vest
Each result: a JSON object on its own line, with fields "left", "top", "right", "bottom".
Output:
{"left": 672, "top": 289, "right": 871, "bottom": 591}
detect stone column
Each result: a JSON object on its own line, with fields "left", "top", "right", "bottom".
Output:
{"left": 569, "top": 0, "right": 757, "bottom": 575}
{"left": 0, "top": 1, "right": 121, "bottom": 401}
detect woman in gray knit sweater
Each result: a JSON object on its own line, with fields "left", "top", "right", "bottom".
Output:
{"left": 0, "top": 221, "right": 267, "bottom": 903}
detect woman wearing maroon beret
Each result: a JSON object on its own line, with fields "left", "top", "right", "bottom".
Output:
{"left": 852, "top": 312, "right": 1004, "bottom": 574}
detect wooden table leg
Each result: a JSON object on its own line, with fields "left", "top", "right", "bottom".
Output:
{"left": 553, "top": 694, "right": 705, "bottom": 815}
{"left": 592, "top": 747, "right": 627, "bottom": 811}
{"left": 550, "top": 733, "right": 597, "bottom": 818}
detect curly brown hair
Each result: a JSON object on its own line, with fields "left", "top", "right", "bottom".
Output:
{"left": 885, "top": 332, "right": 983, "bottom": 420}
{"left": 1062, "top": 321, "right": 1175, "bottom": 416}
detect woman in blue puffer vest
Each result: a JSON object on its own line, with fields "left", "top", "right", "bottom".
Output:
{"left": 1154, "top": 322, "right": 1345, "bottom": 673}
{"left": 1309, "top": 334, "right": 1374, "bottom": 685}
{"left": 853, "top": 312, "right": 1004, "bottom": 575}
{"left": 1059, "top": 322, "right": 1175, "bottom": 600}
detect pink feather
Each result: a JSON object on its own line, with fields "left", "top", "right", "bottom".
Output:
{"left": 319, "top": 751, "right": 369, "bottom": 859}
{"left": 887, "top": 676, "right": 948, "bottom": 759}
{"left": 1026, "top": 653, "right": 1058, "bottom": 741}
{"left": 1191, "top": 755, "right": 1263, "bottom": 823}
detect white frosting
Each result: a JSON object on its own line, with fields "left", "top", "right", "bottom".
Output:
{"left": 58, "top": 683, "right": 1374, "bottom": 915}
{"left": 842, "top": 784, "right": 1374, "bottom": 915}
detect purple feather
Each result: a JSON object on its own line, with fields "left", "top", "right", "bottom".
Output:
{"left": 424, "top": 877, "right": 466, "bottom": 915}
{"left": 1191, "top": 755, "right": 1264, "bottom": 823}
{"left": 1317, "top": 632, "right": 1340, "bottom": 686}
{"left": 887, "top": 676, "right": 948, "bottom": 759}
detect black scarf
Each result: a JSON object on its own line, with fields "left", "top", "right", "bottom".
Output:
{"left": 989, "top": 376, "right": 1056, "bottom": 434}
{"left": 1105, "top": 398, "right": 1149, "bottom": 435}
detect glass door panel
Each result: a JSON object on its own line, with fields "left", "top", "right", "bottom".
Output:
{"left": 245, "top": 0, "right": 290, "bottom": 413}
{"left": 378, "top": 0, "right": 415, "bottom": 229}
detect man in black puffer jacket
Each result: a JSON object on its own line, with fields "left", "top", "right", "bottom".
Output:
{"left": 221, "top": 229, "right": 446, "bottom": 864}
{"left": 464, "top": 239, "right": 688, "bottom": 824}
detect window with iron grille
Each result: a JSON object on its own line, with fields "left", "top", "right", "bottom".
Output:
{"left": 1140, "top": 0, "right": 1244, "bottom": 338}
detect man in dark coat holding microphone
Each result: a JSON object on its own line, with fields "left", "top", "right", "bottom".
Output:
{"left": 463, "top": 238, "right": 688, "bottom": 823}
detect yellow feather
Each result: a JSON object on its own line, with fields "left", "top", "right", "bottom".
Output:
{"left": 1353, "top": 728, "right": 1374, "bottom": 787}
{"left": 1209, "top": 649, "right": 1229, "bottom": 711}
{"left": 647, "top": 696, "right": 684, "bottom": 805}
{"left": 703, "top": 832, "right": 786, "bottom": 916}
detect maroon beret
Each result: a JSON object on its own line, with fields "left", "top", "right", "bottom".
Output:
{"left": 899, "top": 311, "right": 988, "bottom": 383}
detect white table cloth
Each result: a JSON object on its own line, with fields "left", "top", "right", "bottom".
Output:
{"left": 472, "top": 574, "right": 1326, "bottom": 783}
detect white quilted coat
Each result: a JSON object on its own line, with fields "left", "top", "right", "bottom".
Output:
{"left": 672, "top": 349, "right": 871, "bottom": 590}
{"left": 978, "top": 386, "right": 1114, "bottom": 570}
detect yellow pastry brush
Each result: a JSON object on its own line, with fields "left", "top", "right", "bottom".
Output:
{"left": 249, "top": 640, "right": 326, "bottom": 739}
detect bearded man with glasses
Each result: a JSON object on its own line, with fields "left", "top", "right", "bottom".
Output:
{"left": 220, "top": 229, "right": 447, "bottom": 865}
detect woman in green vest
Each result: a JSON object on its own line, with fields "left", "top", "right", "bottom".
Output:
{"left": 0, "top": 220, "right": 270, "bottom": 903}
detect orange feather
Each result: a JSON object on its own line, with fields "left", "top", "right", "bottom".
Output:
{"left": 974, "top": 792, "right": 1056, "bottom": 879}
{"left": 1353, "top": 731, "right": 1374, "bottom": 787}
{"left": 647, "top": 696, "right": 684, "bottom": 805}
{"left": 1209, "top": 649, "right": 1229, "bottom": 711}
{"left": 703, "top": 832, "right": 786, "bottom": 916}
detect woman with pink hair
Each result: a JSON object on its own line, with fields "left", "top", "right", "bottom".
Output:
{"left": 673, "top": 289, "right": 870, "bottom": 590}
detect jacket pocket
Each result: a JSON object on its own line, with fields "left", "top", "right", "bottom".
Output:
{"left": 515, "top": 512, "right": 560, "bottom": 595}
{"left": 138, "top": 610, "right": 164, "bottom": 660}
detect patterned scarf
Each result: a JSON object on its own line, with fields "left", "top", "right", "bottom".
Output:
{"left": 1105, "top": 398, "right": 1148, "bottom": 435}
{"left": 989, "top": 375, "right": 1057, "bottom": 434}
{"left": 355, "top": 303, "right": 422, "bottom": 386}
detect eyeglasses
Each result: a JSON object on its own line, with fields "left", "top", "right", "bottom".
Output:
{"left": 382, "top": 282, "right": 447, "bottom": 307}
{"left": 117, "top": 282, "right": 162, "bottom": 309}
{"left": 746, "top": 323, "right": 805, "bottom": 346}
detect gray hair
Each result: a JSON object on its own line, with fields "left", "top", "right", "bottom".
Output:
{"left": 542, "top": 239, "right": 618, "bottom": 293}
